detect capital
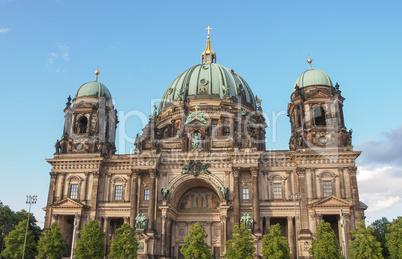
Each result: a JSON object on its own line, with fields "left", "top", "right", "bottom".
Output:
{"left": 232, "top": 167, "right": 240, "bottom": 177}
{"left": 250, "top": 167, "right": 259, "bottom": 176}
{"left": 149, "top": 169, "right": 157, "bottom": 178}
{"left": 296, "top": 168, "right": 305, "bottom": 176}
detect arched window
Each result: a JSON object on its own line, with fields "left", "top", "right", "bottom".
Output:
{"left": 77, "top": 116, "right": 88, "bottom": 133}
{"left": 313, "top": 106, "right": 326, "bottom": 126}
{"left": 318, "top": 171, "right": 337, "bottom": 198}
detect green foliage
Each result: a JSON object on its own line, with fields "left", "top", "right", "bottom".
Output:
{"left": 0, "top": 220, "right": 37, "bottom": 259}
{"left": 225, "top": 223, "right": 255, "bottom": 259}
{"left": 262, "top": 223, "right": 290, "bottom": 259}
{"left": 109, "top": 223, "right": 138, "bottom": 259}
{"left": 74, "top": 220, "right": 105, "bottom": 259}
{"left": 349, "top": 220, "right": 383, "bottom": 259}
{"left": 385, "top": 217, "right": 402, "bottom": 259}
{"left": 309, "top": 220, "right": 342, "bottom": 259}
{"left": 371, "top": 217, "right": 391, "bottom": 257}
{"left": 0, "top": 201, "right": 41, "bottom": 254}
{"left": 37, "top": 223, "right": 66, "bottom": 259}
{"left": 180, "top": 222, "right": 212, "bottom": 259}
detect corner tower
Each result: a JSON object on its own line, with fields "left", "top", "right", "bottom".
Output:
{"left": 288, "top": 58, "right": 352, "bottom": 150}
{"left": 57, "top": 70, "right": 117, "bottom": 156}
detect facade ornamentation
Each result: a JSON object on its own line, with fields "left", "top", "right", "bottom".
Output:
{"left": 161, "top": 187, "right": 170, "bottom": 201}
{"left": 135, "top": 214, "right": 148, "bottom": 230}
{"left": 181, "top": 160, "right": 211, "bottom": 177}
{"left": 219, "top": 186, "right": 229, "bottom": 201}
{"left": 240, "top": 214, "right": 253, "bottom": 229}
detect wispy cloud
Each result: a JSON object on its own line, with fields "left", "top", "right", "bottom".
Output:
{"left": 0, "top": 27, "right": 10, "bottom": 33}
{"left": 48, "top": 44, "right": 69, "bottom": 65}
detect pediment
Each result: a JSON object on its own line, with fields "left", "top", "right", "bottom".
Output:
{"left": 75, "top": 102, "right": 95, "bottom": 109}
{"left": 309, "top": 196, "right": 352, "bottom": 208}
{"left": 307, "top": 90, "right": 331, "bottom": 98}
{"left": 51, "top": 198, "right": 85, "bottom": 209}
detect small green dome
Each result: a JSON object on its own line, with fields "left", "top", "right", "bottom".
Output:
{"left": 159, "top": 63, "right": 256, "bottom": 113}
{"left": 75, "top": 81, "right": 112, "bottom": 99}
{"left": 294, "top": 69, "right": 333, "bottom": 91}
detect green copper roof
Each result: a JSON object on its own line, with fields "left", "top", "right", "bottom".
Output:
{"left": 294, "top": 69, "right": 333, "bottom": 91}
{"left": 159, "top": 63, "right": 256, "bottom": 113}
{"left": 75, "top": 81, "right": 112, "bottom": 99}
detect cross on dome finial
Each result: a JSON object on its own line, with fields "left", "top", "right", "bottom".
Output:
{"left": 205, "top": 26, "right": 212, "bottom": 39}
{"left": 201, "top": 26, "right": 216, "bottom": 64}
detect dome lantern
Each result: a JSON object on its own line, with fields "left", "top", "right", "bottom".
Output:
{"left": 201, "top": 26, "right": 216, "bottom": 64}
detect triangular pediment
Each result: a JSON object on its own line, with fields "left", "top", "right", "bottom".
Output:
{"left": 51, "top": 198, "right": 85, "bottom": 209}
{"left": 309, "top": 196, "right": 352, "bottom": 208}
{"left": 308, "top": 90, "right": 331, "bottom": 98}
{"left": 76, "top": 102, "right": 95, "bottom": 108}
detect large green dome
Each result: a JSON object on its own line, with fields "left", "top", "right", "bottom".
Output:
{"left": 159, "top": 63, "right": 256, "bottom": 113}
{"left": 75, "top": 81, "right": 112, "bottom": 100}
{"left": 293, "top": 69, "right": 333, "bottom": 91}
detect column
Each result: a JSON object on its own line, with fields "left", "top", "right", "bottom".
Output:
{"left": 296, "top": 168, "right": 309, "bottom": 231}
{"left": 103, "top": 217, "right": 110, "bottom": 256}
{"left": 265, "top": 217, "right": 271, "bottom": 234}
{"left": 90, "top": 172, "right": 100, "bottom": 213}
{"left": 166, "top": 218, "right": 173, "bottom": 256}
{"left": 232, "top": 167, "right": 240, "bottom": 224}
{"left": 130, "top": 170, "right": 139, "bottom": 228}
{"left": 161, "top": 215, "right": 167, "bottom": 256}
{"left": 349, "top": 166, "right": 363, "bottom": 223}
{"left": 306, "top": 168, "right": 313, "bottom": 201}
{"left": 338, "top": 167, "right": 345, "bottom": 198}
{"left": 45, "top": 172, "right": 57, "bottom": 229}
{"left": 287, "top": 216, "right": 295, "bottom": 258}
{"left": 56, "top": 172, "right": 66, "bottom": 201}
{"left": 286, "top": 170, "right": 292, "bottom": 200}
{"left": 84, "top": 172, "right": 90, "bottom": 202}
{"left": 344, "top": 167, "right": 352, "bottom": 199}
{"left": 343, "top": 212, "right": 351, "bottom": 255}
{"left": 251, "top": 167, "right": 261, "bottom": 233}
{"left": 147, "top": 169, "right": 156, "bottom": 233}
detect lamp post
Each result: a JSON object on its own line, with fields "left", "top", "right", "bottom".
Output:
{"left": 22, "top": 195, "right": 37, "bottom": 259}
{"left": 289, "top": 192, "right": 301, "bottom": 259}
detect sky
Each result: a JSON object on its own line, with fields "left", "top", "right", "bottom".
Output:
{"left": 0, "top": 0, "right": 401, "bottom": 227}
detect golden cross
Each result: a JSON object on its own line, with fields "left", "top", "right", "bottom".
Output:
{"left": 205, "top": 26, "right": 212, "bottom": 36}
{"left": 194, "top": 104, "right": 200, "bottom": 114}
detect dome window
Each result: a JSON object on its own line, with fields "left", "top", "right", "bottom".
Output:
{"left": 313, "top": 106, "right": 326, "bottom": 126}
{"left": 77, "top": 116, "right": 88, "bottom": 134}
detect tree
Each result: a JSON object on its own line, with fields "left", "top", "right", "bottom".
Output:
{"left": 309, "top": 220, "right": 342, "bottom": 259}
{"left": 349, "top": 220, "right": 383, "bottom": 259}
{"left": 371, "top": 217, "right": 391, "bottom": 257}
{"left": 0, "top": 201, "right": 41, "bottom": 254}
{"left": 225, "top": 223, "right": 255, "bottom": 259}
{"left": 262, "top": 223, "right": 290, "bottom": 259}
{"left": 37, "top": 223, "right": 66, "bottom": 259}
{"left": 0, "top": 220, "right": 37, "bottom": 259}
{"left": 180, "top": 222, "right": 212, "bottom": 259}
{"left": 74, "top": 220, "right": 105, "bottom": 259}
{"left": 386, "top": 217, "right": 402, "bottom": 259}
{"left": 109, "top": 223, "right": 138, "bottom": 259}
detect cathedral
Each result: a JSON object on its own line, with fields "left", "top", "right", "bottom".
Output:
{"left": 44, "top": 29, "right": 366, "bottom": 258}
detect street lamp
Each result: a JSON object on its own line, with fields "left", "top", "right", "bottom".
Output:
{"left": 289, "top": 192, "right": 301, "bottom": 259}
{"left": 22, "top": 195, "right": 37, "bottom": 259}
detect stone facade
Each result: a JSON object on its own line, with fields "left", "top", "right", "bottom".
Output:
{"left": 44, "top": 39, "right": 366, "bottom": 258}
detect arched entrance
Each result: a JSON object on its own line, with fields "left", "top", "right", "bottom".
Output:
{"left": 173, "top": 187, "right": 222, "bottom": 259}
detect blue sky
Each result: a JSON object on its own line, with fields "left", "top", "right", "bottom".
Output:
{"left": 0, "top": 0, "right": 401, "bottom": 227}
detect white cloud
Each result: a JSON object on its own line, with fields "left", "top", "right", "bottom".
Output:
{"left": 357, "top": 165, "right": 402, "bottom": 216}
{"left": 47, "top": 44, "right": 69, "bottom": 65}
{"left": 0, "top": 27, "right": 10, "bottom": 33}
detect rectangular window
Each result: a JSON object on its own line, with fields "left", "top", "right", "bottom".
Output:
{"left": 273, "top": 183, "right": 282, "bottom": 199}
{"left": 242, "top": 188, "right": 249, "bottom": 200}
{"left": 114, "top": 185, "right": 123, "bottom": 200}
{"left": 323, "top": 180, "right": 332, "bottom": 197}
{"left": 70, "top": 184, "right": 78, "bottom": 199}
{"left": 144, "top": 189, "right": 150, "bottom": 200}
